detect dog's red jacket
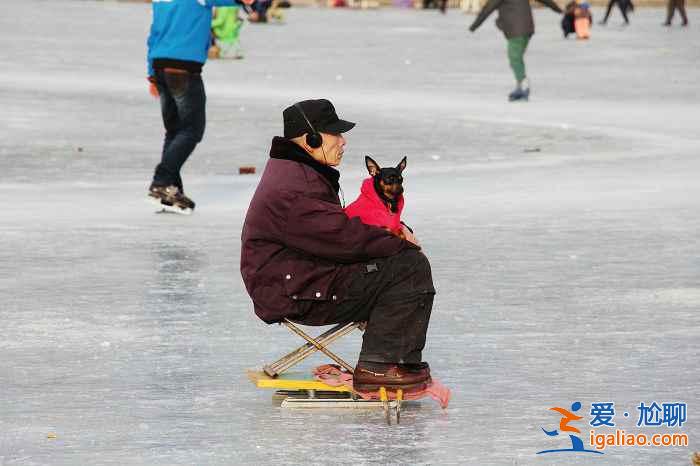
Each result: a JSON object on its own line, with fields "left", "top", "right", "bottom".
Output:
{"left": 345, "top": 178, "right": 404, "bottom": 235}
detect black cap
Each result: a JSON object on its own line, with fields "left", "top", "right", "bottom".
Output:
{"left": 283, "top": 99, "right": 356, "bottom": 139}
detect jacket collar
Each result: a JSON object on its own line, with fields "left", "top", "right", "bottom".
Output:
{"left": 269, "top": 136, "right": 340, "bottom": 193}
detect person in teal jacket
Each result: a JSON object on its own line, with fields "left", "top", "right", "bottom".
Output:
{"left": 211, "top": 6, "right": 244, "bottom": 59}
{"left": 146, "top": 0, "right": 250, "bottom": 213}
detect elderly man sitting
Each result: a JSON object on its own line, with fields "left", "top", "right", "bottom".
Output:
{"left": 240, "top": 99, "right": 435, "bottom": 391}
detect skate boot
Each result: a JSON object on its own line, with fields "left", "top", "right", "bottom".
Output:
{"left": 508, "top": 79, "right": 530, "bottom": 102}
{"left": 148, "top": 184, "right": 196, "bottom": 214}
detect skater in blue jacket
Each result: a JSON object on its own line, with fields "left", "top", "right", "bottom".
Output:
{"left": 146, "top": 0, "right": 251, "bottom": 213}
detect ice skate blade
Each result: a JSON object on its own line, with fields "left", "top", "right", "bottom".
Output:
{"left": 147, "top": 197, "right": 193, "bottom": 215}
{"left": 280, "top": 398, "right": 398, "bottom": 409}
{"left": 158, "top": 203, "right": 193, "bottom": 215}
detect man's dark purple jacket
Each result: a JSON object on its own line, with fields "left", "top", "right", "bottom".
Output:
{"left": 240, "top": 137, "right": 415, "bottom": 323}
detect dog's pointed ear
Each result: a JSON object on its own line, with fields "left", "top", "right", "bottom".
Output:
{"left": 396, "top": 156, "right": 407, "bottom": 173}
{"left": 365, "top": 156, "right": 380, "bottom": 177}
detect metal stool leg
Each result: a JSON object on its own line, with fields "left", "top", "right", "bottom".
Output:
{"left": 282, "top": 319, "right": 356, "bottom": 374}
{"left": 263, "top": 322, "right": 359, "bottom": 377}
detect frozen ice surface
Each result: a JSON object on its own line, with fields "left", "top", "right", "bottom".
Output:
{"left": 1, "top": 1, "right": 699, "bottom": 465}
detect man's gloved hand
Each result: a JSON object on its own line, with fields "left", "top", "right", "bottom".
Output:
{"left": 147, "top": 76, "right": 159, "bottom": 98}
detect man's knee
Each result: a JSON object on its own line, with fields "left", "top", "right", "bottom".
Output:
{"left": 181, "top": 120, "right": 205, "bottom": 143}
{"left": 412, "top": 251, "right": 434, "bottom": 292}
{"left": 396, "top": 248, "right": 431, "bottom": 268}
{"left": 192, "top": 125, "right": 205, "bottom": 143}
{"left": 389, "top": 249, "right": 434, "bottom": 292}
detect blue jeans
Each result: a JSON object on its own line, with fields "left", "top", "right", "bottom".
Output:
{"left": 152, "top": 69, "right": 206, "bottom": 192}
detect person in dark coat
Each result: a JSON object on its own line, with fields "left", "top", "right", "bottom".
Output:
{"left": 562, "top": 0, "right": 577, "bottom": 37}
{"left": 240, "top": 99, "right": 436, "bottom": 390}
{"left": 469, "top": 0, "right": 562, "bottom": 101}
{"left": 663, "top": 0, "right": 688, "bottom": 26}
{"left": 599, "top": 0, "right": 632, "bottom": 25}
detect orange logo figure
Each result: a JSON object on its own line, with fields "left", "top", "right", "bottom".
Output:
{"left": 538, "top": 401, "right": 603, "bottom": 455}
{"left": 550, "top": 406, "right": 583, "bottom": 433}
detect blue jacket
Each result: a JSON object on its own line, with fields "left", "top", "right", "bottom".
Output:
{"left": 147, "top": 0, "right": 240, "bottom": 76}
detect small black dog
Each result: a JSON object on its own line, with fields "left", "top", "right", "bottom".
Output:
{"left": 344, "top": 156, "right": 407, "bottom": 236}
{"left": 366, "top": 156, "right": 406, "bottom": 213}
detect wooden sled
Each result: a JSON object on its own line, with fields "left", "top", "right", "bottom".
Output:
{"left": 248, "top": 319, "right": 405, "bottom": 424}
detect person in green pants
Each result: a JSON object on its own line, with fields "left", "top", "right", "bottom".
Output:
{"left": 212, "top": 6, "right": 244, "bottom": 59}
{"left": 470, "top": 0, "right": 562, "bottom": 101}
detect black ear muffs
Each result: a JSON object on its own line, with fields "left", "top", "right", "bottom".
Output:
{"left": 306, "top": 132, "right": 323, "bottom": 149}
{"left": 295, "top": 103, "right": 323, "bottom": 149}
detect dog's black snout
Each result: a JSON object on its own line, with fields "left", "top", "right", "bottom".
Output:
{"left": 382, "top": 174, "right": 403, "bottom": 185}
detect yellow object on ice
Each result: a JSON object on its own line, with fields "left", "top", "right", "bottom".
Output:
{"left": 247, "top": 370, "right": 351, "bottom": 393}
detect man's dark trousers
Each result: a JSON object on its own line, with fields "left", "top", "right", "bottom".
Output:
{"left": 294, "top": 249, "right": 436, "bottom": 365}
{"left": 152, "top": 69, "right": 206, "bottom": 192}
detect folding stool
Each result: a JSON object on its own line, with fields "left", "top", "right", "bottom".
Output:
{"left": 262, "top": 319, "right": 363, "bottom": 378}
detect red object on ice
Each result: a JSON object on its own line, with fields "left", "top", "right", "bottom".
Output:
{"left": 344, "top": 178, "right": 405, "bottom": 236}
{"left": 239, "top": 166, "right": 256, "bottom": 174}
{"left": 313, "top": 364, "right": 451, "bottom": 409}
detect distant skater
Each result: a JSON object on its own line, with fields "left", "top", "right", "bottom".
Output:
{"left": 423, "top": 0, "right": 448, "bottom": 13}
{"left": 663, "top": 0, "right": 688, "bottom": 26}
{"left": 469, "top": 0, "right": 562, "bottom": 101}
{"left": 563, "top": 0, "right": 592, "bottom": 38}
{"left": 146, "top": 0, "right": 251, "bottom": 213}
{"left": 599, "top": 0, "right": 632, "bottom": 25}
{"left": 212, "top": 6, "right": 245, "bottom": 59}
